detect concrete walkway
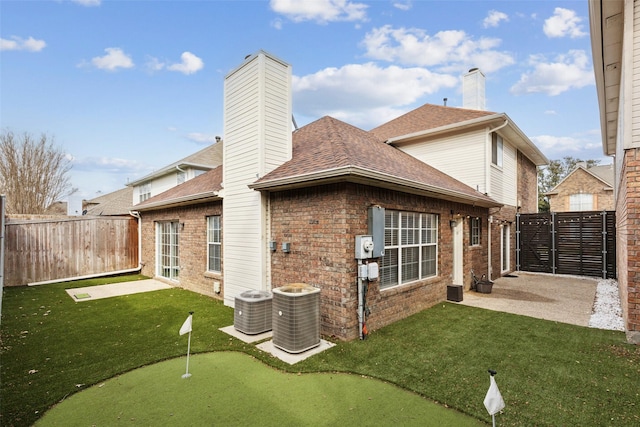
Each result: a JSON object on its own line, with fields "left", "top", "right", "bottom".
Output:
{"left": 66, "top": 279, "right": 173, "bottom": 302}
{"left": 457, "top": 271, "right": 598, "bottom": 327}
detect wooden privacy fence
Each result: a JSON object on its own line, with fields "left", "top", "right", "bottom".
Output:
{"left": 516, "top": 211, "right": 616, "bottom": 279}
{"left": 3, "top": 215, "right": 139, "bottom": 286}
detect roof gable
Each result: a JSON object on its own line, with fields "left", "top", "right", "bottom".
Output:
{"left": 546, "top": 165, "right": 614, "bottom": 195}
{"left": 134, "top": 166, "right": 223, "bottom": 211}
{"left": 370, "top": 103, "right": 496, "bottom": 141}
{"left": 252, "top": 116, "right": 500, "bottom": 207}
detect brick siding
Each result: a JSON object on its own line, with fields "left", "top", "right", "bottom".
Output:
{"left": 139, "top": 202, "right": 223, "bottom": 299}
{"left": 621, "top": 150, "right": 640, "bottom": 341}
{"left": 269, "top": 182, "right": 489, "bottom": 341}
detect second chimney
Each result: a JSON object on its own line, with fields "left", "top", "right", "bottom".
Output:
{"left": 463, "top": 68, "right": 486, "bottom": 110}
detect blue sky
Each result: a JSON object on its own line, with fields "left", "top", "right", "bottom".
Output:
{"left": 1, "top": 0, "right": 605, "bottom": 201}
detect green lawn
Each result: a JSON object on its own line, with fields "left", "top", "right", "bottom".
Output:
{"left": 1, "top": 274, "right": 639, "bottom": 426}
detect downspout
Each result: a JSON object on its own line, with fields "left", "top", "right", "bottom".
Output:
{"left": 488, "top": 215, "right": 492, "bottom": 280}
{"left": 129, "top": 210, "right": 143, "bottom": 271}
{"left": 486, "top": 119, "right": 509, "bottom": 281}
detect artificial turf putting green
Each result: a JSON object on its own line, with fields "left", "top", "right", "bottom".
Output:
{"left": 35, "top": 352, "right": 485, "bottom": 426}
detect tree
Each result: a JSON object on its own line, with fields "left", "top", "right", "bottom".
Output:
{"left": 538, "top": 156, "right": 600, "bottom": 212}
{"left": 0, "top": 131, "right": 74, "bottom": 214}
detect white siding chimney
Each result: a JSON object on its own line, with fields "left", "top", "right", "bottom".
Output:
{"left": 222, "top": 51, "right": 292, "bottom": 307}
{"left": 463, "top": 68, "right": 486, "bottom": 110}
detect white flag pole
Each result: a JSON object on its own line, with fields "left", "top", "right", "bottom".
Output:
{"left": 484, "top": 369, "right": 505, "bottom": 427}
{"left": 181, "top": 311, "right": 194, "bottom": 379}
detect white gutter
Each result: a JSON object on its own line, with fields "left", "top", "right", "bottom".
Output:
{"left": 385, "top": 113, "right": 505, "bottom": 145}
{"left": 130, "top": 210, "right": 143, "bottom": 271}
{"left": 134, "top": 191, "right": 221, "bottom": 211}
{"left": 250, "top": 166, "right": 501, "bottom": 207}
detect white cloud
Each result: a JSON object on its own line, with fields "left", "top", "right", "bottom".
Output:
{"left": 167, "top": 52, "right": 204, "bottom": 75}
{"left": 510, "top": 50, "right": 593, "bottom": 96}
{"left": 72, "top": 156, "right": 147, "bottom": 173}
{"left": 186, "top": 132, "right": 218, "bottom": 145}
{"left": 145, "top": 56, "right": 166, "bottom": 72}
{"left": 293, "top": 62, "right": 458, "bottom": 128}
{"left": 71, "top": 0, "right": 101, "bottom": 6}
{"left": 393, "top": 1, "right": 412, "bottom": 11}
{"left": 270, "top": 0, "right": 368, "bottom": 24}
{"left": 531, "top": 134, "right": 602, "bottom": 157}
{"left": 0, "top": 36, "right": 46, "bottom": 52}
{"left": 271, "top": 18, "right": 284, "bottom": 30}
{"left": 90, "top": 47, "right": 134, "bottom": 71}
{"left": 361, "top": 25, "right": 514, "bottom": 73}
{"left": 483, "top": 10, "right": 508, "bottom": 28}
{"left": 543, "top": 8, "right": 586, "bottom": 38}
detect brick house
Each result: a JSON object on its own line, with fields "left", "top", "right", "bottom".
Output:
{"left": 133, "top": 51, "right": 545, "bottom": 341}
{"left": 545, "top": 164, "right": 614, "bottom": 212}
{"left": 590, "top": 0, "right": 640, "bottom": 343}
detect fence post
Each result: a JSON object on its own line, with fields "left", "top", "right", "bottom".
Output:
{"left": 601, "top": 211, "right": 607, "bottom": 279}
{"left": 551, "top": 212, "right": 557, "bottom": 274}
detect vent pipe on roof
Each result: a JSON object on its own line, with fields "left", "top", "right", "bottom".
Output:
{"left": 463, "top": 68, "right": 486, "bottom": 110}
{"left": 443, "top": 98, "right": 448, "bottom": 106}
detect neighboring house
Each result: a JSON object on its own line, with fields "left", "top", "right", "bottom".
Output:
{"left": 590, "top": 0, "right": 640, "bottom": 343}
{"left": 132, "top": 51, "right": 545, "bottom": 341}
{"left": 127, "top": 139, "right": 223, "bottom": 205}
{"left": 545, "top": 164, "right": 614, "bottom": 212}
{"left": 83, "top": 187, "right": 134, "bottom": 216}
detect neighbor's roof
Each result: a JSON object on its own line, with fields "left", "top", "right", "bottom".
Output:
{"left": 587, "top": 164, "right": 614, "bottom": 187}
{"left": 83, "top": 186, "right": 133, "bottom": 216}
{"left": 134, "top": 166, "right": 223, "bottom": 211}
{"left": 250, "top": 116, "right": 501, "bottom": 208}
{"left": 370, "top": 103, "right": 548, "bottom": 166}
{"left": 545, "top": 164, "right": 614, "bottom": 195}
{"left": 128, "top": 141, "right": 223, "bottom": 187}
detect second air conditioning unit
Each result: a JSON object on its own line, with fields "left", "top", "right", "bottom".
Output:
{"left": 272, "top": 283, "right": 321, "bottom": 353}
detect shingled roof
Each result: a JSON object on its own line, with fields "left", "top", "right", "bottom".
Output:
{"left": 83, "top": 186, "right": 133, "bottom": 216}
{"left": 128, "top": 141, "right": 223, "bottom": 187}
{"left": 134, "top": 166, "right": 223, "bottom": 211}
{"left": 370, "top": 103, "right": 496, "bottom": 141}
{"left": 251, "top": 116, "right": 500, "bottom": 208}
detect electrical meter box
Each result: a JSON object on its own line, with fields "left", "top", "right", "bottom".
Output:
{"left": 368, "top": 206, "right": 385, "bottom": 258}
{"left": 355, "top": 235, "right": 374, "bottom": 259}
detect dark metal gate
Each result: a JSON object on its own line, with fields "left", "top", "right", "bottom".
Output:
{"left": 516, "top": 211, "right": 616, "bottom": 279}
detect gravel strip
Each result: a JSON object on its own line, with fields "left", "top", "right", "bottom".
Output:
{"left": 589, "top": 279, "right": 625, "bottom": 331}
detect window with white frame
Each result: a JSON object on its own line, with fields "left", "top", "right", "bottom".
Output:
{"left": 380, "top": 210, "right": 438, "bottom": 289}
{"left": 207, "top": 216, "right": 221, "bottom": 272}
{"left": 139, "top": 182, "right": 151, "bottom": 202}
{"left": 470, "top": 217, "right": 481, "bottom": 246}
{"left": 491, "top": 133, "right": 503, "bottom": 167}
{"left": 569, "top": 193, "right": 593, "bottom": 211}
{"left": 177, "top": 170, "right": 186, "bottom": 185}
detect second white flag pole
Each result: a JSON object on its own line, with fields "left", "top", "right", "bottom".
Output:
{"left": 180, "top": 311, "right": 194, "bottom": 379}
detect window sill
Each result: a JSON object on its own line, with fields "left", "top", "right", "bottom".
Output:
{"left": 204, "top": 271, "right": 222, "bottom": 279}
{"left": 380, "top": 275, "right": 439, "bottom": 296}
